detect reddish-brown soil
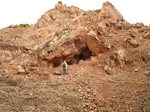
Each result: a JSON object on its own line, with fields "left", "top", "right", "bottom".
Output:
{"left": 0, "top": 60, "right": 150, "bottom": 112}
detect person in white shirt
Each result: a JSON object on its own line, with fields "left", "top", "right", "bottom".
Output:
{"left": 61, "top": 61, "right": 68, "bottom": 75}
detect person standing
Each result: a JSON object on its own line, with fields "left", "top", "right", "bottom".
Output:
{"left": 61, "top": 61, "right": 68, "bottom": 75}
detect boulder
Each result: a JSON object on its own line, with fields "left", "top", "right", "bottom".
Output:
{"left": 5, "top": 65, "right": 25, "bottom": 74}
{"left": 107, "top": 48, "right": 126, "bottom": 69}
{"left": 104, "top": 65, "right": 113, "bottom": 75}
{"left": 94, "top": 100, "right": 106, "bottom": 107}
{"left": 87, "top": 35, "right": 108, "bottom": 55}
{"left": 16, "top": 65, "right": 25, "bottom": 73}
{"left": 129, "top": 39, "right": 139, "bottom": 47}
{"left": 143, "top": 33, "right": 150, "bottom": 39}
{"left": 114, "top": 49, "right": 125, "bottom": 69}
{"left": 90, "top": 56, "right": 98, "bottom": 62}
{"left": 53, "top": 71, "right": 62, "bottom": 75}
{"left": 135, "top": 23, "right": 144, "bottom": 28}
{"left": 144, "top": 71, "right": 150, "bottom": 76}
{"left": 98, "top": 1, "right": 123, "bottom": 21}
{"left": 55, "top": 1, "right": 67, "bottom": 13}
{"left": 78, "top": 60, "right": 84, "bottom": 64}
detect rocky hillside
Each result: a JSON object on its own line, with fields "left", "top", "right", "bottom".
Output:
{"left": 0, "top": 1, "right": 150, "bottom": 112}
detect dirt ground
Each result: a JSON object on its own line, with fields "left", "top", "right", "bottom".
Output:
{"left": 0, "top": 60, "right": 150, "bottom": 112}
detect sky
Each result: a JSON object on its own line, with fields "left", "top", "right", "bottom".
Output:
{"left": 0, "top": 0, "right": 150, "bottom": 28}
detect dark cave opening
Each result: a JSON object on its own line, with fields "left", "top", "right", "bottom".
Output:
{"left": 80, "top": 47, "right": 92, "bottom": 60}
{"left": 48, "top": 46, "right": 93, "bottom": 67}
{"left": 67, "top": 47, "right": 92, "bottom": 65}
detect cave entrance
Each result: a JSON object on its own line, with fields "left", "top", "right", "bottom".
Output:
{"left": 67, "top": 47, "right": 92, "bottom": 65}
{"left": 79, "top": 47, "right": 92, "bottom": 60}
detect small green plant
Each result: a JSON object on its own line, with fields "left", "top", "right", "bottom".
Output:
{"left": 19, "top": 23, "right": 29, "bottom": 27}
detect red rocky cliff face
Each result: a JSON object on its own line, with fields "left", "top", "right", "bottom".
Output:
{"left": 0, "top": 1, "right": 150, "bottom": 70}
{"left": 98, "top": 1, "right": 123, "bottom": 21}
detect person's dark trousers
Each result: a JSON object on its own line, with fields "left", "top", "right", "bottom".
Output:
{"left": 62, "top": 68, "right": 66, "bottom": 75}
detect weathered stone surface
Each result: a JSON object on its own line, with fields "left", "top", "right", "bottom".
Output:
{"left": 0, "top": 1, "right": 149, "bottom": 71}
{"left": 114, "top": 49, "right": 125, "bottom": 69}
{"left": 0, "top": 1, "right": 149, "bottom": 70}
{"left": 98, "top": 1, "right": 123, "bottom": 21}
{"left": 53, "top": 71, "right": 62, "bottom": 75}
{"left": 129, "top": 39, "right": 139, "bottom": 47}
{"left": 55, "top": 1, "right": 67, "bottom": 13}
{"left": 144, "top": 71, "right": 150, "bottom": 76}
{"left": 94, "top": 100, "right": 106, "bottom": 107}
{"left": 135, "top": 23, "right": 144, "bottom": 28}
{"left": 87, "top": 35, "right": 108, "bottom": 55}
{"left": 5, "top": 65, "right": 25, "bottom": 74}
{"left": 143, "top": 32, "right": 150, "bottom": 39}
{"left": 97, "top": 20, "right": 110, "bottom": 35}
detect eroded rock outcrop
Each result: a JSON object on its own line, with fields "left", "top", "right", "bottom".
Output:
{"left": 98, "top": 1, "right": 123, "bottom": 21}
{"left": 0, "top": 1, "right": 150, "bottom": 71}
